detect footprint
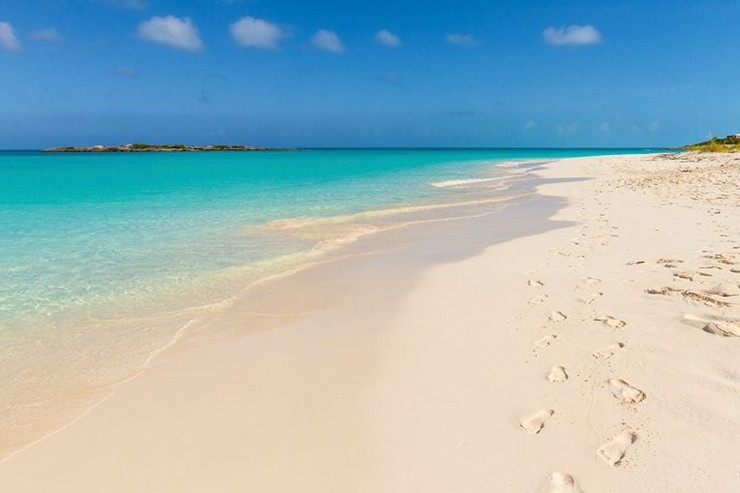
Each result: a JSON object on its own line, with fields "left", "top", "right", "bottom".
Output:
{"left": 582, "top": 277, "right": 602, "bottom": 285}
{"left": 708, "top": 253, "right": 736, "bottom": 265}
{"left": 648, "top": 287, "right": 731, "bottom": 307}
{"left": 646, "top": 286, "right": 678, "bottom": 296}
{"left": 702, "top": 321, "right": 740, "bottom": 337}
{"left": 519, "top": 409, "right": 554, "bottom": 435}
{"left": 529, "top": 279, "right": 545, "bottom": 287}
{"left": 658, "top": 258, "right": 684, "bottom": 265}
{"left": 684, "top": 313, "right": 740, "bottom": 337}
{"left": 673, "top": 271, "right": 694, "bottom": 281}
{"left": 593, "top": 342, "right": 624, "bottom": 359}
{"left": 577, "top": 292, "right": 603, "bottom": 305}
{"left": 539, "top": 472, "right": 583, "bottom": 493}
{"left": 597, "top": 431, "right": 636, "bottom": 466}
{"left": 595, "top": 315, "right": 626, "bottom": 329}
{"left": 609, "top": 379, "right": 646, "bottom": 404}
{"left": 535, "top": 334, "right": 557, "bottom": 349}
{"left": 550, "top": 311, "right": 568, "bottom": 322}
{"left": 529, "top": 294, "right": 549, "bottom": 305}
{"left": 705, "top": 282, "right": 740, "bottom": 297}
{"left": 682, "top": 291, "right": 730, "bottom": 307}
{"left": 548, "top": 365, "right": 568, "bottom": 383}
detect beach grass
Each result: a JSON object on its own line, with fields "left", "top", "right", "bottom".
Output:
{"left": 684, "top": 135, "right": 740, "bottom": 152}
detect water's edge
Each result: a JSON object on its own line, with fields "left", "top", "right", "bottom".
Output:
{"left": 0, "top": 150, "right": 657, "bottom": 459}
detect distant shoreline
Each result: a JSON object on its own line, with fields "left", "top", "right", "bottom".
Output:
{"left": 43, "top": 144, "right": 293, "bottom": 153}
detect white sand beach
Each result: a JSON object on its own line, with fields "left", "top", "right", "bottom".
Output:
{"left": 1, "top": 152, "right": 738, "bottom": 492}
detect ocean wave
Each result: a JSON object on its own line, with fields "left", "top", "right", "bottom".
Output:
{"left": 308, "top": 224, "right": 381, "bottom": 255}
{"left": 256, "top": 195, "right": 520, "bottom": 233}
{"left": 430, "top": 177, "right": 510, "bottom": 188}
{"left": 497, "top": 159, "right": 545, "bottom": 168}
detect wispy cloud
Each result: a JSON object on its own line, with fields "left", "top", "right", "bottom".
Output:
{"left": 137, "top": 16, "right": 203, "bottom": 52}
{"left": 446, "top": 33, "right": 479, "bottom": 47}
{"left": 111, "top": 66, "right": 139, "bottom": 78}
{"left": 29, "top": 28, "right": 61, "bottom": 43}
{"left": 312, "top": 29, "right": 344, "bottom": 53}
{"left": 0, "top": 22, "right": 22, "bottom": 51}
{"left": 230, "top": 17, "right": 286, "bottom": 50}
{"left": 375, "top": 29, "right": 400, "bottom": 47}
{"left": 543, "top": 25, "right": 602, "bottom": 46}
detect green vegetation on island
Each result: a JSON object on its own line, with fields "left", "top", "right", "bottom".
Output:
{"left": 684, "top": 134, "right": 740, "bottom": 153}
{"left": 43, "top": 143, "right": 288, "bottom": 152}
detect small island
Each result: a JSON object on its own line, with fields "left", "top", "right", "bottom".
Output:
{"left": 43, "top": 143, "right": 287, "bottom": 152}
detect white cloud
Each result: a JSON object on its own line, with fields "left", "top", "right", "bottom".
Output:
{"left": 375, "top": 29, "right": 400, "bottom": 47}
{"left": 29, "top": 28, "right": 61, "bottom": 43}
{"left": 543, "top": 25, "right": 602, "bottom": 46}
{"left": 0, "top": 22, "right": 22, "bottom": 51}
{"left": 138, "top": 15, "right": 203, "bottom": 51}
{"left": 312, "top": 29, "right": 344, "bottom": 53}
{"left": 446, "top": 33, "right": 479, "bottom": 47}
{"left": 230, "top": 17, "right": 286, "bottom": 50}
{"left": 137, "top": 16, "right": 203, "bottom": 52}
{"left": 524, "top": 120, "right": 536, "bottom": 130}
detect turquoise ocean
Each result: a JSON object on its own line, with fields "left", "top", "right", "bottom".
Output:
{"left": 0, "top": 148, "right": 657, "bottom": 454}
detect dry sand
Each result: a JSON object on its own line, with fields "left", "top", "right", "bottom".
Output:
{"left": 0, "top": 152, "right": 738, "bottom": 492}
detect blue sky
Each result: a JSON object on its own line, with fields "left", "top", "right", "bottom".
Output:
{"left": 1, "top": 0, "right": 739, "bottom": 148}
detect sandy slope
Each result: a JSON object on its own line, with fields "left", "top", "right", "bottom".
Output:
{"left": 0, "top": 153, "right": 738, "bottom": 492}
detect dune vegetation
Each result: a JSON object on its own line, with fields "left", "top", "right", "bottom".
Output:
{"left": 684, "top": 134, "right": 740, "bottom": 152}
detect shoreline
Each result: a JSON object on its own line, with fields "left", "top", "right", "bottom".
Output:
{"left": 0, "top": 156, "right": 542, "bottom": 461}
{"left": 1, "top": 152, "right": 738, "bottom": 491}
{"left": 0, "top": 153, "right": 534, "bottom": 459}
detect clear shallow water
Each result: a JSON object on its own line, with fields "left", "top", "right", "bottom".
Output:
{"left": 0, "top": 148, "right": 652, "bottom": 329}
{"left": 0, "top": 148, "right": 659, "bottom": 455}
